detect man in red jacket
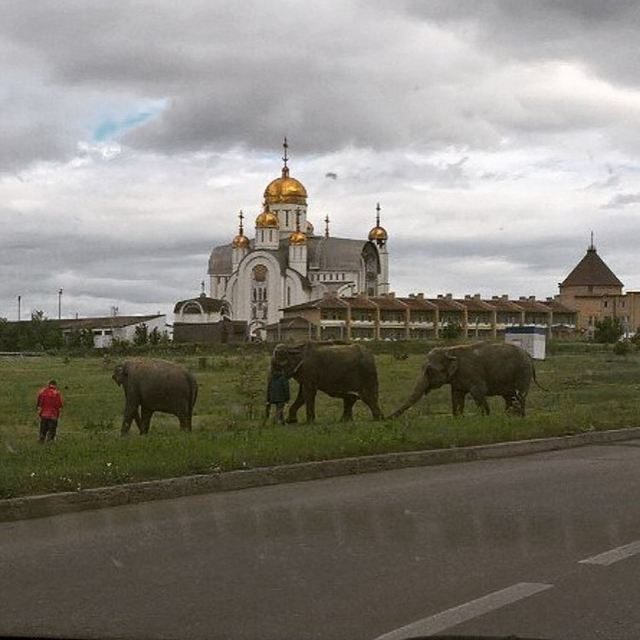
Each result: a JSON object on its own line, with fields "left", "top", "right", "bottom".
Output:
{"left": 36, "top": 379, "right": 64, "bottom": 442}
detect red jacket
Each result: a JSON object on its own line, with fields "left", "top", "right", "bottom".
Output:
{"left": 37, "top": 386, "right": 64, "bottom": 419}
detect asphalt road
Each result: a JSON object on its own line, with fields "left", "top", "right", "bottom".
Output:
{"left": 2, "top": 442, "right": 640, "bottom": 640}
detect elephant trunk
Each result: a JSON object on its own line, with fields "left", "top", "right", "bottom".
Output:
{"left": 388, "top": 375, "right": 429, "bottom": 418}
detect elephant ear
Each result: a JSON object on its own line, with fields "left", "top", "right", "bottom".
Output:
{"left": 113, "top": 362, "right": 130, "bottom": 386}
{"left": 445, "top": 354, "right": 458, "bottom": 379}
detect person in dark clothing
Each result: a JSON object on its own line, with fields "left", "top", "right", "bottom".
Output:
{"left": 265, "top": 368, "right": 290, "bottom": 425}
{"left": 36, "top": 379, "right": 64, "bottom": 442}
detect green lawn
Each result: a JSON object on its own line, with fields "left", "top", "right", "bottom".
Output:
{"left": 1, "top": 348, "right": 639, "bottom": 498}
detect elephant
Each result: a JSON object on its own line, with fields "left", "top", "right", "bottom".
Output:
{"left": 270, "top": 341, "right": 383, "bottom": 423}
{"left": 112, "top": 358, "right": 198, "bottom": 435}
{"left": 389, "top": 342, "right": 541, "bottom": 418}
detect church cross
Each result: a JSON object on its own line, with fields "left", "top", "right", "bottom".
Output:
{"left": 282, "top": 136, "right": 289, "bottom": 176}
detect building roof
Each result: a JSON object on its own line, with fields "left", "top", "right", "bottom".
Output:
{"left": 514, "top": 297, "right": 552, "bottom": 313}
{"left": 427, "top": 297, "right": 466, "bottom": 312}
{"left": 265, "top": 315, "right": 315, "bottom": 330}
{"left": 53, "top": 315, "right": 164, "bottom": 331}
{"left": 454, "top": 297, "right": 495, "bottom": 312}
{"left": 560, "top": 246, "right": 624, "bottom": 288}
{"left": 487, "top": 297, "right": 525, "bottom": 312}
{"left": 173, "top": 295, "right": 225, "bottom": 314}
{"left": 308, "top": 237, "right": 369, "bottom": 271}
{"left": 208, "top": 235, "right": 370, "bottom": 276}
{"left": 398, "top": 296, "right": 438, "bottom": 311}
{"left": 370, "top": 295, "right": 408, "bottom": 311}
{"left": 539, "top": 299, "right": 577, "bottom": 314}
{"left": 342, "top": 295, "right": 378, "bottom": 309}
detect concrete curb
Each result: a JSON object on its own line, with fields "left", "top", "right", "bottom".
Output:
{"left": 2, "top": 426, "right": 640, "bottom": 523}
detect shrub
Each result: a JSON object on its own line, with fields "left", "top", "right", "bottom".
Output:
{"left": 593, "top": 317, "right": 623, "bottom": 344}
{"left": 441, "top": 322, "right": 463, "bottom": 340}
{"left": 613, "top": 340, "right": 632, "bottom": 356}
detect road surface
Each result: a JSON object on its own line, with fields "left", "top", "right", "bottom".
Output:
{"left": 2, "top": 442, "right": 640, "bottom": 639}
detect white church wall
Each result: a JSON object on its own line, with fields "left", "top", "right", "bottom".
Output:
{"left": 235, "top": 251, "right": 283, "bottom": 326}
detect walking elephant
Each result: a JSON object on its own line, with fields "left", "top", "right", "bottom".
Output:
{"left": 112, "top": 358, "right": 198, "bottom": 435}
{"left": 271, "top": 341, "right": 383, "bottom": 423}
{"left": 389, "top": 342, "right": 541, "bottom": 418}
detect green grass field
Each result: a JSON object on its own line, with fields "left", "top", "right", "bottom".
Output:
{"left": 1, "top": 348, "right": 639, "bottom": 498}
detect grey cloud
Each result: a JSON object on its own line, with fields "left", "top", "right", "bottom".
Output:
{"left": 404, "top": 1, "right": 640, "bottom": 85}
{"left": 2, "top": 1, "right": 640, "bottom": 170}
{"left": 0, "top": 228, "right": 219, "bottom": 320}
{"left": 601, "top": 192, "right": 640, "bottom": 209}
{"left": 583, "top": 174, "right": 620, "bottom": 190}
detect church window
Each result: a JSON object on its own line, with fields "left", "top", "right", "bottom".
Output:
{"left": 285, "top": 211, "right": 289, "bottom": 226}
{"left": 287, "top": 287, "right": 291, "bottom": 307}
{"left": 604, "top": 301, "right": 608, "bottom": 308}
{"left": 251, "top": 264, "right": 268, "bottom": 322}
{"left": 269, "top": 230, "right": 273, "bottom": 242}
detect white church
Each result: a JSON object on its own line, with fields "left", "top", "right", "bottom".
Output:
{"left": 206, "top": 139, "right": 390, "bottom": 339}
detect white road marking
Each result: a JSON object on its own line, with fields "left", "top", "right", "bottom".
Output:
{"left": 373, "top": 582, "right": 553, "bottom": 640}
{"left": 579, "top": 540, "right": 640, "bottom": 566}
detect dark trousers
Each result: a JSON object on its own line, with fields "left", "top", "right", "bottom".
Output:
{"left": 39, "top": 418, "right": 58, "bottom": 442}
{"left": 265, "top": 403, "right": 285, "bottom": 424}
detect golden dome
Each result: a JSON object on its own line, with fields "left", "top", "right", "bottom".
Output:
{"left": 289, "top": 230, "right": 307, "bottom": 245}
{"left": 264, "top": 172, "right": 307, "bottom": 205}
{"left": 232, "top": 233, "right": 250, "bottom": 249}
{"left": 264, "top": 138, "right": 307, "bottom": 204}
{"left": 368, "top": 202, "right": 388, "bottom": 244}
{"left": 368, "top": 226, "right": 388, "bottom": 242}
{"left": 255, "top": 210, "right": 279, "bottom": 228}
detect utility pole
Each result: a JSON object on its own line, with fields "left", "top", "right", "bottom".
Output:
{"left": 17, "top": 295, "right": 21, "bottom": 321}
{"left": 58, "top": 289, "right": 63, "bottom": 320}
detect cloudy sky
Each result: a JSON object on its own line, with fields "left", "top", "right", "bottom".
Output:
{"left": 2, "top": 0, "right": 640, "bottom": 321}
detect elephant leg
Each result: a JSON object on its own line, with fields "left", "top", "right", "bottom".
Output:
{"left": 503, "top": 394, "right": 514, "bottom": 414}
{"left": 504, "top": 391, "right": 526, "bottom": 417}
{"left": 451, "top": 388, "right": 466, "bottom": 417}
{"left": 515, "top": 390, "right": 526, "bottom": 417}
{"left": 121, "top": 402, "right": 139, "bottom": 436}
{"left": 340, "top": 393, "right": 358, "bottom": 422}
{"left": 388, "top": 376, "right": 428, "bottom": 418}
{"left": 470, "top": 386, "right": 490, "bottom": 415}
{"left": 303, "top": 386, "right": 317, "bottom": 423}
{"left": 140, "top": 408, "right": 153, "bottom": 434}
{"left": 360, "top": 389, "right": 383, "bottom": 420}
{"left": 286, "top": 384, "right": 304, "bottom": 424}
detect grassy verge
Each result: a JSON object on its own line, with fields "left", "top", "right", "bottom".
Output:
{"left": 1, "top": 351, "right": 639, "bottom": 499}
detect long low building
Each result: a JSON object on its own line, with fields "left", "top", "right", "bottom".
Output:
{"left": 265, "top": 292, "right": 577, "bottom": 342}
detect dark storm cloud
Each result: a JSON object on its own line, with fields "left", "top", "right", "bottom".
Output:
{"left": 3, "top": 0, "right": 639, "bottom": 170}
{"left": 403, "top": 1, "right": 640, "bottom": 85}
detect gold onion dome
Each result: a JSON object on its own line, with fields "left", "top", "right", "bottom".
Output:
{"left": 232, "top": 210, "right": 250, "bottom": 248}
{"left": 289, "top": 229, "right": 307, "bottom": 245}
{"left": 368, "top": 226, "right": 388, "bottom": 242}
{"left": 264, "top": 174, "right": 307, "bottom": 205}
{"left": 255, "top": 208, "right": 279, "bottom": 228}
{"left": 264, "top": 137, "right": 307, "bottom": 205}
{"left": 232, "top": 233, "right": 250, "bottom": 249}
{"left": 368, "top": 202, "right": 388, "bottom": 243}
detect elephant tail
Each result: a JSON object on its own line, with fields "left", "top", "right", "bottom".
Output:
{"left": 531, "top": 362, "right": 549, "bottom": 392}
{"left": 189, "top": 378, "right": 199, "bottom": 416}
